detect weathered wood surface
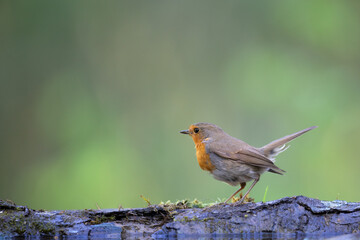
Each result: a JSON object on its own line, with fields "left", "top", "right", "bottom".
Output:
{"left": 1, "top": 196, "right": 359, "bottom": 239}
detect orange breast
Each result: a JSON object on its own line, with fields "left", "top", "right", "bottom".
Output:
{"left": 195, "top": 142, "right": 215, "bottom": 172}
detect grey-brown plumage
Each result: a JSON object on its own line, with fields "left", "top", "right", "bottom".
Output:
{"left": 180, "top": 123, "right": 317, "bottom": 204}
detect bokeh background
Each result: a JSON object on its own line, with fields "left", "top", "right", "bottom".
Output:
{"left": 1, "top": 1, "right": 360, "bottom": 210}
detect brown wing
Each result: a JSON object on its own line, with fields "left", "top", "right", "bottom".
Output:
{"left": 210, "top": 143, "right": 285, "bottom": 175}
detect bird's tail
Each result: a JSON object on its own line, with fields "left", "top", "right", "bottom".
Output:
{"left": 260, "top": 126, "right": 317, "bottom": 162}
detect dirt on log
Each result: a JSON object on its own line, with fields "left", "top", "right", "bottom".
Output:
{"left": 1, "top": 196, "right": 360, "bottom": 239}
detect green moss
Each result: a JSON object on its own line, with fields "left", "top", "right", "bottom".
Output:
{"left": 90, "top": 214, "right": 116, "bottom": 225}
{"left": 176, "top": 215, "right": 215, "bottom": 223}
{"left": 158, "top": 199, "right": 218, "bottom": 210}
{"left": 0, "top": 210, "right": 58, "bottom": 236}
{"left": 32, "top": 220, "right": 56, "bottom": 235}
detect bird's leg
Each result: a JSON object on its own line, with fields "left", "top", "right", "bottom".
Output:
{"left": 238, "top": 177, "right": 260, "bottom": 204}
{"left": 225, "top": 182, "right": 246, "bottom": 203}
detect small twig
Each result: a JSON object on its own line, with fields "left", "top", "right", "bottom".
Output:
{"left": 95, "top": 203, "right": 101, "bottom": 210}
{"left": 140, "top": 195, "right": 151, "bottom": 206}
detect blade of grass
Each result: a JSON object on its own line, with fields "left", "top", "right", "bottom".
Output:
{"left": 262, "top": 186, "right": 269, "bottom": 202}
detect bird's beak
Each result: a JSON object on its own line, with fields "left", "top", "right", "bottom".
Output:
{"left": 180, "top": 129, "right": 190, "bottom": 134}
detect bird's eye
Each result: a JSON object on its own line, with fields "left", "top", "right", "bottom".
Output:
{"left": 194, "top": 128, "right": 199, "bottom": 133}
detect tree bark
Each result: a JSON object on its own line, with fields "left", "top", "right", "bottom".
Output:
{"left": 1, "top": 196, "right": 359, "bottom": 238}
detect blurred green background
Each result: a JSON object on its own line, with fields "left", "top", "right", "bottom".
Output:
{"left": 1, "top": 1, "right": 360, "bottom": 210}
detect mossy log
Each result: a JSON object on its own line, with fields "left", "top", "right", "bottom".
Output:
{"left": 1, "top": 196, "right": 360, "bottom": 239}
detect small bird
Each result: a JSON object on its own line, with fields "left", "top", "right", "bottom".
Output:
{"left": 180, "top": 123, "right": 317, "bottom": 204}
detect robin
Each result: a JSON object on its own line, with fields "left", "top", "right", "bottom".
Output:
{"left": 180, "top": 123, "right": 317, "bottom": 204}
